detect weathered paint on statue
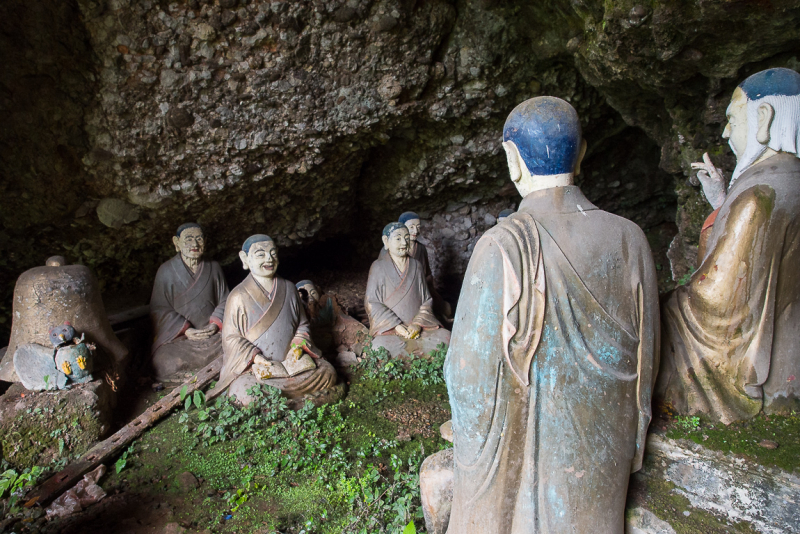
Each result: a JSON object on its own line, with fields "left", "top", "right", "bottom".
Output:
{"left": 433, "top": 96, "right": 659, "bottom": 533}
{"left": 657, "top": 68, "right": 800, "bottom": 423}
{"left": 365, "top": 223, "right": 450, "bottom": 358}
{"left": 149, "top": 223, "right": 229, "bottom": 380}
{"left": 220, "top": 235, "right": 337, "bottom": 405}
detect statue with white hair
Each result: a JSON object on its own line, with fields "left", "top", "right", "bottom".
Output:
{"left": 657, "top": 67, "right": 800, "bottom": 423}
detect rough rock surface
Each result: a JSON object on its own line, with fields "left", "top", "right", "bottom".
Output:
{"left": 3, "top": 0, "right": 800, "bottom": 333}
{"left": 0, "top": 380, "right": 113, "bottom": 467}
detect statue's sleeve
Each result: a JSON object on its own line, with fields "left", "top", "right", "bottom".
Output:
{"left": 632, "top": 234, "right": 660, "bottom": 473}
{"left": 365, "top": 262, "right": 403, "bottom": 334}
{"left": 411, "top": 264, "right": 440, "bottom": 329}
{"left": 445, "top": 236, "right": 508, "bottom": 465}
{"left": 220, "top": 290, "right": 259, "bottom": 383}
{"left": 290, "top": 288, "right": 322, "bottom": 357}
{"left": 687, "top": 187, "right": 775, "bottom": 321}
{"left": 150, "top": 264, "right": 190, "bottom": 350}
{"left": 209, "top": 262, "right": 229, "bottom": 329}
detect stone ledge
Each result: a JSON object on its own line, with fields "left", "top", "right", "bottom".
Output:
{"left": 631, "top": 434, "right": 800, "bottom": 534}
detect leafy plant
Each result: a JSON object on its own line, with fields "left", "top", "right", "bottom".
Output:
{"left": 358, "top": 342, "right": 448, "bottom": 386}
{"left": 0, "top": 465, "right": 45, "bottom": 513}
{"left": 115, "top": 443, "right": 136, "bottom": 474}
{"left": 675, "top": 415, "right": 701, "bottom": 430}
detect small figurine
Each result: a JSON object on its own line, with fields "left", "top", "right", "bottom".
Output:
{"left": 150, "top": 223, "right": 229, "bottom": 381}
{"left": 0, "top": 256, "right": 128, "bottom": 385}
{"left": 220, "top": 235, "right": 337, "bottom": 405}
{"left": 430, "top": 96, "right": 658, "bottom": 533}
{"left": 14, "top": 322, "right": 96, "bottom": 391}
{"left": 365, "top": 222, "right": 450, "bottom": 358}
{"left": 657, "top": 67, "right": 800, "bottom": 422}
{"left": 295, "top": 279, "right": 368, "bottom": 353}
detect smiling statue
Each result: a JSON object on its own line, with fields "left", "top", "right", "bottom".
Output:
{"left": 365, "top": 222, "right": 450, "bottom": 358}
{"left": 657, "top": 67, "right": 800, "bottom": 423}
{"left": 220, "top": 235, "right": 337, "bottom": 405}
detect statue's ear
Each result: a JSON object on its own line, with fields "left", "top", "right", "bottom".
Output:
{"left": 382, "top": 235, "right": 389, "bottom": 250}
{"left": 574, "top": 139, "right": 587, "bottom": 176}
{"left": 172, "top": 236, "right": 181, "bottom": 252}
{"left": 238, "top": 250, "right": 250, "bottom": 270}
{"left": 502, "top": 141, "right": 523, "bottom": 183}
{"left": 756, "top": 102, "right": 775, "bottom": 145}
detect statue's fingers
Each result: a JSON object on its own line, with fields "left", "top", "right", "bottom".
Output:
{"left": 702, "top": 152, "right": 714, "bottom": 167}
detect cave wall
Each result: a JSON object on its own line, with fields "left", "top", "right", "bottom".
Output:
{"left": 2, "top": 0, "right": 800, "bottom": 338}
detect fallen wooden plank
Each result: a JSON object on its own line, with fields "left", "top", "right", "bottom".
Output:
{"left": 107, "top": 305, "right": 150, "bottom": 327}
{"left": 25, "top": 356, "right": 223, "bottom": 507}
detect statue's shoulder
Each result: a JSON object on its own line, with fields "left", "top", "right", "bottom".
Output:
{"left": 154, "top": 254, "right": 180, "bottom": 279}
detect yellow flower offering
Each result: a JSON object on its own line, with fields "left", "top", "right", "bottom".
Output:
{"left": 61, "top": 361, "right": 72, "bottom": 375}
{"left": 77, "top": 355, "right": 87, "bottom": 370}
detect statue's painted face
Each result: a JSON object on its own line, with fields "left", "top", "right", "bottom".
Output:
{"left": 246, "top": 240, "right": 279, "bottom": 279}
{"left": 300, "top": 283, "right": 320, "bottom": 303}
{"left": 723, "top": 87, "right": 749, "bottom": 158}
{"left": 384, "top": 227, "right": 410, "bottom": 258}
{"left": 174, "top": 227, "right": 205, "bottom": 260}
{"left": 404, "top": 218, "right": 421, "bottom": 242}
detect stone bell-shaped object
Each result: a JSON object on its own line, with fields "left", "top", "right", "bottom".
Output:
{"left": 0, "top": 256, "right": 128, "bottom": 383}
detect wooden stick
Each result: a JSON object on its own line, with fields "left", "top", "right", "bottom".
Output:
{"left": 25, "top": 357, "right": 223, "bottom": 507}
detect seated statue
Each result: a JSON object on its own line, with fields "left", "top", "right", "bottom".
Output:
{"left": 366, "top": 222, "right": 450, "bottom": 358}
{"left": 379, "top": 211, "right": 452, "bottom": 320}
{"left": 295, "top": 279, "right": 368, "bottom": 354}
{"left": 149, "top": 223, "right": 229, "bottom": 381}
{"left": 657, "top": 68, "right": 800, "bottom": 423}
{"left": 220, "top": 235, "right": 337, "bottom": 405}
{"left": 0, "top": 256, "right": 128, "bottom": 388}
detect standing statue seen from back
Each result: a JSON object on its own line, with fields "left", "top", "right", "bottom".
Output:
{"left": 440, "top": 97, "right": 659, "bottom": 533}
{"left": 657, "top": 68, "right": 800, "bottom": 423}
{"left": 150, "top": 223, "right": 229, "bottom": 381}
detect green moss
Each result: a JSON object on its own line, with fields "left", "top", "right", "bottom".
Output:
{"left": 629, "top": 472, "right": 759, "bottom": 534}
{"left": 665, "top": 412, "right": 800, "bottom": 472}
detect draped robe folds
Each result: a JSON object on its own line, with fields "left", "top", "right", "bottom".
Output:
{"left": 445, "top": 186, "right": 658, "bottom": 534}
{"left": 221, "top": 275, "right": 336, "bottom": 399}
{"left": 149, "top": 255, "right": 229, "bottom": 379}
{"left": 657, "top": 154, "right": 800, "bottom": 423}
{"left": 365, "top": 255, "right": 440, "bottom": 336}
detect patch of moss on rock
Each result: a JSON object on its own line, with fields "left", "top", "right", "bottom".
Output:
{"left": 665, "top": 411, "right": 800, "bottom": 473}
{"left": 0, "top": 381, "right": 112, "bottom": 468}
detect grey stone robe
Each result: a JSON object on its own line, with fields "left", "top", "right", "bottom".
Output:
{"left": 365, "top": 254, "right": 440, "bottom": 337}
{"left": 150, "top": 254, "right": 228, "bottom": 352}
{"left": 445, "top": 186, "right": 659, "bottom": 533}
{"left": 221, "top": 275, "right": 335, "bottom": 398}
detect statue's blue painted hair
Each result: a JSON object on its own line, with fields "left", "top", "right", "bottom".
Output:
{"left": 382, "top": 222, "right": 406, "bottom": 237}
{"left": 242, "top": 234, "right": 273, "bottom": 253}
{"left": 398, "top": 211, "right": 420, "bottom": 224}
{"left": 497, "top": 208, "right": 515, "bottom": 219}
{"left": 739, "top": 68, "right": 800, "bottom": 99}
{"left": 296, "top": 280, "right": 314, "bottom": 289}
{"left": 503, "top": 96, "right": 582, "bottom": 176}
{"left": 176, "top": 222, "right": 202, "bottom": 238}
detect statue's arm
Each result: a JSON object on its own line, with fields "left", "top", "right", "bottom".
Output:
{"left": 210, "top": 263, "right": 230, "bottom": 329}
{"left": 221, "top": 292, "right": 260, "bottom": 366}
{"left": 632, "top": 239, "right": 660, "bottom": 473}
{"left": 365, "top": 264, "right": 403, "bottom": 331}
{"left": 687, "top": 187, "right": 775, "bottom": 318}
{"left": 150, "top": 268, "right": 190, "bottom": 331}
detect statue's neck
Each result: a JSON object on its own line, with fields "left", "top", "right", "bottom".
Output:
{"left": 182, "top": 255, "right": 201, "bottom": 273}
{"left": 389, "top": 253, "right": 408, "bottom": 272}
{"left": 515, "top": 172, "right": 573, "bottom": 197}
{"left": 252, "top": 274, "right": 276, "bottom": 294}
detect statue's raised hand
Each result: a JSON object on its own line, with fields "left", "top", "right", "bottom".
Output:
{"left": 691, "top": 152, "right": 726, "bottom": 210}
